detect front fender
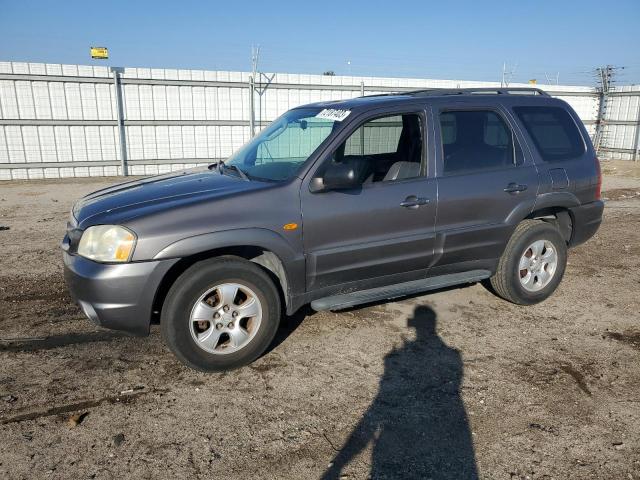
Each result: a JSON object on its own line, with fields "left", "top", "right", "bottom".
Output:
{"left": 153, "top": 227, "right": 296, "bottom": 260}
{"left": 152, "top": 228, "right": 306, "bottom": 304}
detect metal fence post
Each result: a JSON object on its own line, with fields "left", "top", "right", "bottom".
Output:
{"left": 360, "top": 80, "right": 366, "bottom": 154}
{"left": 249, "top": 75, "right": 255, "bottom": 137}
{"left": 633, "top": 98, "right": 640, "bottom": 162}
{"left": 111, "top": 67, "right": 128, "bottom": 176}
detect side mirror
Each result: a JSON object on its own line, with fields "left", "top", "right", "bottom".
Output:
{"left": 310, "top": 163, "right": 360, "bottom": 192}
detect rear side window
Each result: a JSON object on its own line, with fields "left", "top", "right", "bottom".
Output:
{"left": 440, "top": 110, "right": 515, "bottom": 174}
{"left": 514, "top": 106, "right": 585, "bottom": 162}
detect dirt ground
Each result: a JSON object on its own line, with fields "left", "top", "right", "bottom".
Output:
{"left": 0, "top": 161, "right": 639, "bottom": 480}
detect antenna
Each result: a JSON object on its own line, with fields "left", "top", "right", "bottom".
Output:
{"left": 501, "top": 62, "right": 518, "bottom": 87}
{"left": 544, "top": 72, "right": 560, "bottom": 85}
{"left": 251, "top": 44, "right": 260, "bottom": 79}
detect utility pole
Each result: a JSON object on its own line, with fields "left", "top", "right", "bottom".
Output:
{"left": 594, "top": 65, "right": 616, "bottom": 154}
{"left": 249, "top": 45, "right": 260, "bottom": 138}
{"left": 248, "top": 45, "right": 274, "bottom": 137}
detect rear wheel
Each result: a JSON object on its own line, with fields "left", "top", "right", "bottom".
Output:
{"left": 161, "top": 256, "right": 281, "bottom": 372}
{"left": 490, "top": 220, "right": 567, "bottom": 305}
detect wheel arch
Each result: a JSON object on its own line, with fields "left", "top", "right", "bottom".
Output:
{"left": 506, "top": 192, "right": 579, "bottom": 244}
{"left": 526, "top": 206, "right": 573, "bottom": 244}
{"left": 150, "top": 229, "right": 304, "bottom": 323}
{"left": 151, "top": 246, "right": 292, "bottom": 325}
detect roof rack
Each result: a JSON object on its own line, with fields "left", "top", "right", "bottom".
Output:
{"left": 406, "top": 87, "right": 550, "bottom": 97}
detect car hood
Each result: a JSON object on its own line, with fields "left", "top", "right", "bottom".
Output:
{"left": 72, "top": 167, "right": 268, "bottom": 226}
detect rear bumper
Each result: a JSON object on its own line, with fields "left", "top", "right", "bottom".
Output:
{"left": 569, "top": 200, "right": 604, "bottom": 247}
{"left": 63, "top": 252, "right": 179, "bottom": 336}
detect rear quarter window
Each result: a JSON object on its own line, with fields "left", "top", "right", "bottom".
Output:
{"left": 513, "top": 106, "right": 585, "bottom": 162}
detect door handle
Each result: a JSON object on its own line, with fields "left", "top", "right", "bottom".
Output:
{"left": 504, "top": 183, "right": 528, "bottom": 194}
{"left": 400, "top": 195, "right": 430, "bottom": 209}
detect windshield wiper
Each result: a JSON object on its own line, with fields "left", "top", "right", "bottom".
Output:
{"left": 213, "top": 160, "right": 250, "bottom": 181}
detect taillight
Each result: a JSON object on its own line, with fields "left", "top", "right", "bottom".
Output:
{"left": 595, "top": 156, "right": 602, "bottom": 200}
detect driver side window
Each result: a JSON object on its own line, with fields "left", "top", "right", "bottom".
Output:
{"left": 328, "top": 113, "right": 424, "bottom": 185}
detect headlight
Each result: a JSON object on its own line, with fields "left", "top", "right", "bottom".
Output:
{"left": 77, "top": 225, "right": 137, "bottom": 263}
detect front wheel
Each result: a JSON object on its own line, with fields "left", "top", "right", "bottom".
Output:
{"left": 489, "top": 220, "right": 567, "bottom": 305}
{"left": 161, "top": 256, "right": 281, "bottom": 372}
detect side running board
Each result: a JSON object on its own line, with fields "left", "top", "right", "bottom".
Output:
{"left": 310, "top": 270, "right": 491, "bottom": 312}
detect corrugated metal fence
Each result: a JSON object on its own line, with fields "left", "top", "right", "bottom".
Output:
{"left": 597, "top": 85, "right": 640, "bottom": 160}
{"left": 0, "top": 61, "right": 636, "bottom": 181}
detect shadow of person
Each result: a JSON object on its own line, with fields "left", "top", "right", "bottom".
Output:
{"left": 321, "top": 305, "right": 478, "bottom": 480}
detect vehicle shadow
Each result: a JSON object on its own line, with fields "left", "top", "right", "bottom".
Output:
{"left": 321, "top": 305, "right": 478, "bottom": 479}
{"left": 265, "top": 304, "right": 316, "bottom": 355}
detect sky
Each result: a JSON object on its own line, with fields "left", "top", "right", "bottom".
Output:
{"left": 0, "top": 0, "right": 638, "bottom": 86}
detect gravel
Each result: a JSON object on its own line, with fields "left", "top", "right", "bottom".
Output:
{"left": 1, "top": 162, "right": 639, "bottom": 479}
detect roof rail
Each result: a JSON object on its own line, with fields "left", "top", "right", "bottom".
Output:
{"left": 406, "top": 87, "right": 550, "bottom": 97}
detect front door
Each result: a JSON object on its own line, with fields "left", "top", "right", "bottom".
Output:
{"left": 300, "top": 110, "right": 437, "bottom": 291}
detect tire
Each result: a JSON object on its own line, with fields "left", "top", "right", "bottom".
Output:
{"left": 161, "top": 256, "right": 281, "bottom": 372}
{"left": 489, "top": 220, "right": 567, "bottom": 305}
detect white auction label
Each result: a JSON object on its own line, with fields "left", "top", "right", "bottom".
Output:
{"left": 315, "top": 109, "right": 351, "bottom": 122}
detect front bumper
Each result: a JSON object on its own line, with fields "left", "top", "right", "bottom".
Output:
{"left": 63, "top": 252, "right": 179, "bottom": 336}
{"left": 568, "top": 200, "right": 604, "bottom": 247}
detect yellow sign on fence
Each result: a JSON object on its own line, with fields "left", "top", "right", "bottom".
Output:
{"left": 90, "top": 47, "right": 109, "bottom": 59}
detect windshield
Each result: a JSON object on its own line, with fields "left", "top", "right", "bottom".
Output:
{"left": 225, "top": 108, "right": 343, "bottom": 181}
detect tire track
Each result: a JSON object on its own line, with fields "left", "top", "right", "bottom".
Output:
{"left": 0, "top": 331, "right": 126, "bottom": 352}
{"left": 0, "top": 388, "right": 168, "bottom": 425}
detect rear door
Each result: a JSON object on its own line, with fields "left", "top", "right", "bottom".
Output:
{"left": 512, "top": 104, "right": 598, "bottom": 205}
{"left": 432, "top": 101, "right": 538, "bottom": 271}
{"left": 300, "top": 107, "right": 438, "bottom": 291}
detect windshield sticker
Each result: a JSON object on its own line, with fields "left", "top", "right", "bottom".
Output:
{"left": 316, "top": 109, "right": 351, "bottom": 122}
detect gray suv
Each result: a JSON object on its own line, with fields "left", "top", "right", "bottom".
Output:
{"left": 63, "top": 88, "right": 604, "bottom": 371}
